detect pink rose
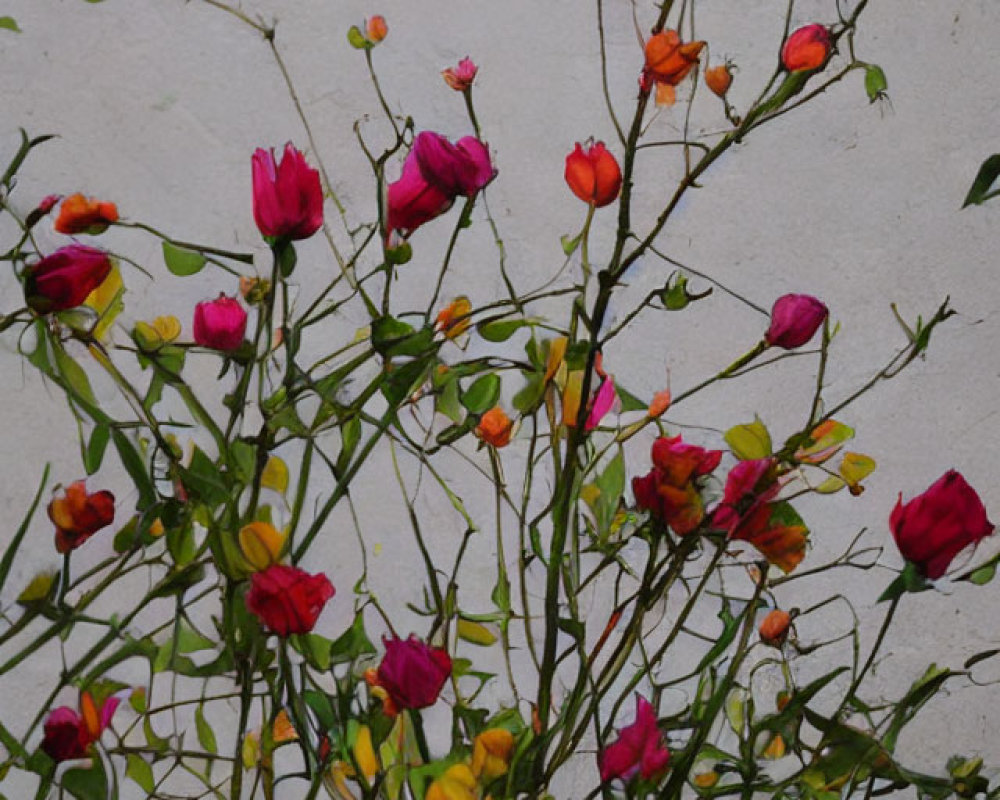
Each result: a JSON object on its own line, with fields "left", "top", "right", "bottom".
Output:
{"left": 764, "top": 293, "right": 828, "bottom": 349}
{"left": 252, "top": 143, "right": 324, "bottom": 241}
{"left": 442, "top": 57, "right": 478, "bottom": 92}
{"left": 25, "top": 244, "right": 113, "bottom": 314}
{"left": 376, "top": 635, "right": 452, "bottom": 710}
{"left": 599, "top": 695, "right": 670, "bottom": 783}
{"left": 193, "top": 295, "right": 248, "bottom": 352}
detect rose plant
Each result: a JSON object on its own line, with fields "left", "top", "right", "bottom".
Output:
{"left": 0, "top": 2, "right": 997, "bottom": 800}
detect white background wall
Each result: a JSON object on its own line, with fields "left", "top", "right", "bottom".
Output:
{"left": 1, "top": 0, "right": 999, "bottom": 796}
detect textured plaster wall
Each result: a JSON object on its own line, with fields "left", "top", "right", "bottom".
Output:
{"left": 0, "top": 0, "right": 999, "bottom": 797}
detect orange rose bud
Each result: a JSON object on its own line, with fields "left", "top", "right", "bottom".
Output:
{"left": 564, "top": 141, "right": 622, "bottom": 208}
{"left": 704, "top": 64, "right": 733, "bottom": 98}
{"left": 476, "top": 406, "right": 514, "bottom": 448}
{"left": 365, "top": 15, "right": 388, "bottom": 43}
{"left": 759, "top": 609, "right": 791, "bottom": 647}
{"left": 54, "top": 194, "right": 119, "bottom": 235}
{"left": 648, "top": 389, "right": 672, "bottom": 418}
{"left": 781, "top": 24, "right": 831, "bottom": 72}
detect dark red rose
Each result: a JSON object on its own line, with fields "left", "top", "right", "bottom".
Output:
{"left": 25, "top": 244, "right": 113, "bottom": 314}
{"left": 48, "top": 480, "right": 115, "bottom": 554}
{"left": 246, "top": 564, "right": 335, "bottom": 637}
{"left": 376, "top": 635, "right": 452, "bottom": 710}
{"left": 764, "top": 294, "right": 828, "bottom": 349}
{"left": 891, "top": 470, "right": 995, "bottom": 579}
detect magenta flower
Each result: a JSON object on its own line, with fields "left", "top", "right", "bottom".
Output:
{"left": 764, "top": 293, "right": 828, "bottom": 349}
{"left": 585, "top": 375, "right": 617, "bottom": 431}
{"left": 891, "top": 470, "right": 995, "bottom": 579}
{"left": 386, "top": 132, "right": 496, "bottom": 238}
{"left": 25, "top": 244, "right": 113, "bottom": 314}
{"left": 376, "top": 635, "right": 452, "bottom": 710}
{"left": 599, "top": 695, "right": 670, "bottom": 783}
{"left": 41, "top": 691, "right": 121, "bottom": 763}
{"left": 442, "top": 57, "right": 478, "bottom": 92}
{"left": 251, "top": 143, "right": 324, "bottom": 241}
{"left": 193, "top": 295, "right": 247, "bottom": 352}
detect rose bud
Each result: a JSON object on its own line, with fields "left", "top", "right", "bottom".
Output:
{"left": 758, "top": 609, "right": 792, "bottom": 646}
{"left": 239, "top": 521, "right": 287, "bottom": 571}
{"left": 476, "top": 406, "right": 515, "bottom": 448}
{"left": 48, "top": 480, "right": 115, "bottom": 554}
{"left": 365, "top": 15, "right": 388, "bottom": 44}
{"left": 251, "top": 143, "right": 324, "bottom": 241}
{"left": 193, "top": 294, "right": 248, "bottom": 352}
{"left": 471, "top": 728, "right": 515, "bottom": 781}
{"left": 442, "top": 57, "right": 478, "bottom": 92}
{"left": 781, "top": 24, "right": 831, "bottom": 73}
{"left": 386, "top": 131, "right": 495, "bottom": 239}
{"left": 764, "top": 293, "right": 828, "bottom": 349}
{"left": 891, "top": 470, "right": 995, "bottom": 579}
{"left": 54, "top": 193, "right": 119, "bottom": 235}
{"left": 564, "top": 141, "right": 622, "bottom": 208}
{"left": 376, "top": 635, "right": 452, "bottom": 710}
{"left": 41, "top": 691, "right": 121, "bottom": 763}
{"left": 704, "top": 63, "right": 733, "bottom": 98}
{"left": 245, "top": 564, "right": 335, "bottom": 637}
{"left": 599, "top": 695, "right": 670, "bottom": 783}
{"left": 25, "top": 244, "right": 113, "bottom": 314}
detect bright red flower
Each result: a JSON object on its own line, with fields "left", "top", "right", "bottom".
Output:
{"left": 599, "top": 695, "right": 670, "bottom": 783}
{"left": 386, "top": 132, "right": 495, "bottom": 238}
{"left": 564, "top": 142, "right": 622, "bottom": 208}
{"left": 41, "top": 691, "right": 120, "bottom": 763}
{"left": 251, "top": 143, "right": 324, "bottom": 241}
{"left": 376, "top": 635, "right": 452, "bottom": 710}
{"left": 193, "top": 294, "right": 248, "bottom": 352}
{"left": 48, "top": 481, "right": 115, "bottom": 554}
{"left": 25, "top": 244, "right": 113, "bottom": 314}
{"left": 442, "top": 57, "right": 478, "bottom": 92}
{"left": 632, "top": 436, "right": 722, "bottom": 535}
{"left": 54, "top": 193, "right": 119, "bottom": 235}
{"left": 890, "top": 470, "right": 995, "bottom": 579}
{"left": 765, "top": 294, "right": 828, "bottom": 349}
{"left": 781, "top": 24, "right": 831, "bottom": 73}
{"left": 245, "top": 564, "right": 335, "bottom": 637}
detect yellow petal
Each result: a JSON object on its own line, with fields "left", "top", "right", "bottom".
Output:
{"left": 353, "top": 725, "right": 379, "bottom": 780}
{"left": 261, "top": 455, "right": 290, "bottom": 495}
{"left": 238, "top": 522, "right": 287, "bottom": 571}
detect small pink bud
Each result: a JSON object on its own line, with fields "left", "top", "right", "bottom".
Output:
{"left": 442, "top": 57, "right": 478, "bottom": 92}
{"left": 764, "top": 293, "right": 828, "bottom": 349}
{"left": 193, "top": 294, "right": 248, "bottom": 352}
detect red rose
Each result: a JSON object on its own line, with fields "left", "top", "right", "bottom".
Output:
{"left": 631, "top": 435, "right": 722, "bottom": 535}
{"left": 251, "top": 143, "right": 324, "bottom": 241}
{"left": 245, "top": 564, "right": 335, "bottom": 637}
{"left": 764, "top": 294, "right": 828, "bottom": 349}
{"left": 376, "top": 635, "right": 452, "bottom": 710}
{"left": 48, "top": 480, "right": 115, "bottom": 554}
{"left": 25, "top": 244, "right": 113, "bottom": 314}
{"left": 781, "top": 24, "right": 831, "bottom": 73}
{"left": 192, "top": 294, "right": 248, "bottom": 352}
{"left": 41, "top": 691, "right": 120, "bottom": 763}
{"left": 890, "top": 470, "right": 995, "bottom": 579}
{"left": 564, "top": 141, "right": 622, "bottom": 208}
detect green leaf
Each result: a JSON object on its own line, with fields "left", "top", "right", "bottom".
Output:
{"left": 877, "top": 561, "right": 930, "bottom": 603}
{"left": 371, "top": 315, "right": 433, "bottom": 357}
{"left": 864, "top": 64, "right": 888, "bottom": 103}
{"left": 457, "top": 618, "right": 498, "bottom": 647}
{"left": 381, "top": 357, "right": 431, "bottom": 407}
{"left": 329, "top": 611, "right": 376, "bottom": 665}
{"left": 292, "top": 633, "right": 333, "bottom": 670}
{"left": 0, "top": 464, "right": 48, "bottom": 597}
{"left": 112, "top": 429, "right": 157, "bottom": 508}
{"left": 62, "top": 759, "right": 108, "bottom": 800}
{"left": 84, "top": 424, "right": 110, "bottom": 475}
{"left": 477, "top": 318, "right": 527, "bottom": 343}
{"left": 176, "top": 622, "right": 215, "bottom": 653}
{"left": 461, "top": 373, "right": 501, "bottom": 414}
{"left": 195, "top": 704, "right": 218, "bottom": 754}
{"left": 967, "top": 563, "right": 996, "bottom": 586}
{"left": 0, "top": 17, "right": 20, "bottom": 32}
{"left": 276, "top": 240, "right": 297, "bottom": 277}
{"left": 435, "top": 375, "right": 464, "bottom": 424}
{"left": 724, "top": 416, "right": 772, "bottom": 460}
{"left": 560, "top": 232, "right": 581, "bottom": 255}
{"left": 346, "top": 24, "right": 369, "bottom": 49}
{"left": 725, "top": 688, "right": 746, "bottom": 736}
{"left": 512, "top": 372, "right": 544, "bottom": 414}
{"left": 591, "top": 450, "right": 625, "bottom": 538}
{"left": 125, "top": 754, "right": 154, "bottom": 794}
{"left": 963, "top": 154, "right": 1000, "bottom": 208}
{"left": 53, "top": 342, "right": 96, "bottom": 406}
{"left": 336, "top": 416, "right": 362, "bottom": 475}
{"left": 161, "top": 241, "right": 206, "bottom": 276}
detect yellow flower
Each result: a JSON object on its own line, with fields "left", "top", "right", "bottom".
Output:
{"left": 354, "top": 725, "right": 379, "bottom": 781}
{"left": 426, "top": 764, "right": 478, "bottom": 800}
{"left": 238, "top": 522, "right": 287, "bottom": 571}
{"left": 471, "top": 728, "right": 515, "bottom": 781}
{"left": 435, "top": 296, "right": 473, "bottom": 339}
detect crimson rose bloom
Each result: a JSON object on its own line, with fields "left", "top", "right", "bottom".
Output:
{"left": 564, "top": 142, "right": 622, "bottom": 208}
{"left": 48, "top": 480, "right": 115, "bottom": 554}
{"left": 599, "top": 695, "right": 670, "bottom": 783}
{"left": 764, "top": 294, "right": 828, "bottom": 349}
{"left": 386, "top": 131, "right": 495, "bottom": 238}
{"left": 891, "top": 470, "right": 995, "bottom": 579}
{"left": 252, "top": 143, "right": 324, "bottom": 241}
{"left": 41, "top": 691, "right": 120, "bottom": 763}
{"left": 632, "top": 435, "right": 722, "bottom": 535}
{"left": 377, "top": 635, "right": 452, "bottom": 710}
{"left": 25, "top": 244, "right": 113, "bottom": 314}
{"left": 193, "top": 295, "right": 248, "bottom": 352}
{"left": 246, "top": 564, "right": 335, "bottom": 637}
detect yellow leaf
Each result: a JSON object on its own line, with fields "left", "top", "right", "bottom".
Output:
{"left": 457, "top": 618, "right": 498, "bottom": 647}
{"left": 839, "top": 451, "right": 876, "bottom": 494}
{"left": 261, "top": 456, "right": 289, "bottom": 495}
{"left": 85, "top": 263, "right": 125, "bottom": 341}
{"left": 724, "top": 416, "right": 772, "bottom": 460}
